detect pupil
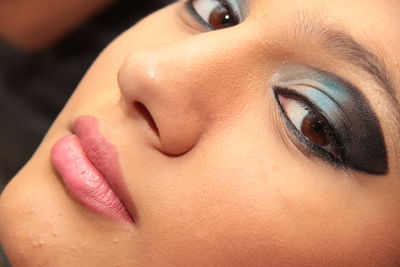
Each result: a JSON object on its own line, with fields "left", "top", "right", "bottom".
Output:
{"left": 221, "top": 13, "right": 231, "bottom": 25}
{"left": 301, "top": 113, "right": 330, "bottom": 146}
{"left": 312, "top": 119, "right": 325, "bottom": 133}
{"left": 210, "top": 5, "right": 236, "bottom": 29}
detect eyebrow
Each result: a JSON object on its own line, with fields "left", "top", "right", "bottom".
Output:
{"left": 290, "top": 14, "right": 400, "bottom": 116}
{"left": 288, "top": 12, "right": 400, "bottom": 163}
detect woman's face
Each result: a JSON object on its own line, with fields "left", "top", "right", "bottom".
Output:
{"left": 1, "top": 0, "right": 400, "bottom": 265}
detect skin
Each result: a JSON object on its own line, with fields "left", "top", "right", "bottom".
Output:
{"left": 1, "top": 0, "right": 400, "bottom": 265}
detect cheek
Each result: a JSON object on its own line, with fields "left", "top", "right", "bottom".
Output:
{"left": 129, "top": 124, "right": 400, "bottom": 265}
{"left": 0, "top": 165, "right": 142, "bottom": 266}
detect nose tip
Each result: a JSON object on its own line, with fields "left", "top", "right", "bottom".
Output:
{"left": 117, "top": 49, "right": 204, "bottom": 156}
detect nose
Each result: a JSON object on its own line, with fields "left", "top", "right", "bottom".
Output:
{"left": 117, "top": 33, "right": 252, "bottom": 155}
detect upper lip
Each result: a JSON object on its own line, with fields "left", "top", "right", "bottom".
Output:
{"left": 72, "top": 115, "right": 137, "bottom": 223}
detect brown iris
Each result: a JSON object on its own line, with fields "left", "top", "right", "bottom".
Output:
{"left": 301, "top": 113, "right": 331, "bottom": 146}
{"left": 208, "top": 5, "right": 237, "bottom": 29}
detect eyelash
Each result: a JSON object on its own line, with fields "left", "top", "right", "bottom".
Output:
{"left": 273, "top": 87, "right": 345, "bottom": 168}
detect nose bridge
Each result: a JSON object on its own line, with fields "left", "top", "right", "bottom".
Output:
{"left": 118, "top": 32, "right": 252, "bottom": 155}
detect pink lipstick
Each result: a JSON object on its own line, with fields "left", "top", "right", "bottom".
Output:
{"left": 51, "top": 116, "right": 134, "bottom": 224}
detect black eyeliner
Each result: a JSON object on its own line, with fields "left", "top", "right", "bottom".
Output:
{"left": 273, "top": 64, "right": 388, "bottom": 175}
{"left": 274, "top": 87, "right": 345, "bottom": 169}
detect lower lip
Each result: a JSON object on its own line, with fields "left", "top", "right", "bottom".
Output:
{"left": 51, "top": 126, "right": 132, "bottom": 224}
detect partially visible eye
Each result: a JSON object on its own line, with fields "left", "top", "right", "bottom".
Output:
{"left": 276, "top": 93, "right": 342, "bottom": 161}
{"left": 188, "top": 0, "right": 240, "bottom": 30}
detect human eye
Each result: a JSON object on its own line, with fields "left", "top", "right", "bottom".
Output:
{"left": 273, "top": 64, "right": 388, "bottom": 175}
{"left": 275, "top": 90, "right": 341, "bottom": 159}
{"left": 185, "top": 0, "right": 242, "bottom": 30}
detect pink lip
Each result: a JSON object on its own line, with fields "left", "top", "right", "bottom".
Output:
{"left": 51, "top": 116, "right": 134, "bottom": 224}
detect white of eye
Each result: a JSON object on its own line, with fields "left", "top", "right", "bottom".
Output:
{"left": 277, "top": 94, "right": 339, "bottom": 156}
{"left": 192, "top": 0, "right": 221, "bottom": 23}
{"left": 277, "top": 95, "right": 309, "bottom": 132}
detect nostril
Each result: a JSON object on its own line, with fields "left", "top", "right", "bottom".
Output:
{"left": 133, "top": 101, "right": 159, "bottom": 137}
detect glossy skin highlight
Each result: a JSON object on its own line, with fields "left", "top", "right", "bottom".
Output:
{"left": 1, "top": 0, "right": 400, "bottom": 266}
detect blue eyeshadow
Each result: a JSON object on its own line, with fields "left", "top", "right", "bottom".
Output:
{"left": 272, "top": 63, "right": 388, "bottom": 175}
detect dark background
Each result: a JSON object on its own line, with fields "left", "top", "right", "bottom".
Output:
{"left": 0, "top": 0, "right": 170, "bottom": 265}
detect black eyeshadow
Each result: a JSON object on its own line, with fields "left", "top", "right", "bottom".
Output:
{"left": 273, "top": 64, "right": 388, "bottom": 175}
